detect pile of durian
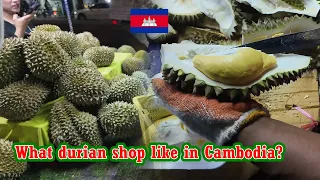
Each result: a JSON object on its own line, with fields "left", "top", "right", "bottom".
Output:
{"left": 0, "top": 24, "right": 152, "bottom": 179}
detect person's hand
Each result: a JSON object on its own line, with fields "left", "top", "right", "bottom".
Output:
{"left": 12, "top": 12, "right": 36, "bottom": 37}
{"left": 151, "top": 78, "right": 270, "bottom": 145}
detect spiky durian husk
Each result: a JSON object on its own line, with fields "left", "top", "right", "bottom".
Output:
{"left": 132, "top": 71, "right": 150, "bottom": 89}
{"left": 108, "top": 77, "right": 146, "bottom": 103}
{"left": 0, "top": 80, "right": 50, "bottom": 122}
{"left": 146, "top": 24, "right": 177, "bottom": 43}
{"left": 51, "top": 31, "right": 83, "bottom": 59}
{"left": 109, "top": 73, "right": 129, "bottom": 85}
{"left": 162, "top": 65, "right": 307, "bottom": 101}
{"left": 281, "top": 0, "right": 305, "bottom": 10}
{"left": 117, "top": 45, "right": 136, "bottom": 55}
{"left": 24, "top": 32, "right": 72, "bottom": 82}
{"left": 76, "top": 32, "right": 100, "bottom": 54}
{"left": 72, "top": 56, "right": 98, "bottom": 70}
{"left": 122, "top": 57, "right": 146, "bottom": 75}
{"left": 178, "top": 26, "right": 228, "bottom": 44}
{"left": 0, "top": 37, "right": 28, "bottom": 88}
{"left": 145, "top": 0, "right": 203, "bottom": 23}
{"left": 83, "top": 46, "right": 115, "bottom": 67}
{"left": 134, "top": 50, "right": 150, "bottom": 69}
{"left": 0, "top": 139, "right": 27, "bottom": 180}
{"left": 59, "top": 68, "right": 110, "bottom": 106}
{"left": 98, "top": 101, "right": 140, "bottom": 139}
{"left": 33, "top": 24, "right": 61, "bottom": 32}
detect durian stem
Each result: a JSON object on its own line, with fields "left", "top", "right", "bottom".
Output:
{"left": 4, "top": 129, "right": 13, "bottom": 140}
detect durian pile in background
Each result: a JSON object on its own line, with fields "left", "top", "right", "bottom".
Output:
{"left": 0, "top": 24, "right": 153, "bottom": 179}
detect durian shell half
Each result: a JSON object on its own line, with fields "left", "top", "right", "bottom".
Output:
{"left": 160, "top": 45, "right": 310, "bottom": 101}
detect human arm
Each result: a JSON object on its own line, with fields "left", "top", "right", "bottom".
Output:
{"left": 237, "top": 117, "right": 320, "bottom": 179}
{"left": 12, "top": 12, "right": 35, "bottom": 38}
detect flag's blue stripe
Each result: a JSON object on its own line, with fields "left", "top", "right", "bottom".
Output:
{"left": 130, "top": 9, "right": 168, "bottom": 15}
{"left": 130, "top": 27, "right": 168, "bottom": 33}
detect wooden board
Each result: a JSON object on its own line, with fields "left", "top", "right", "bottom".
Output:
{"left": 253, "top": 70, "right": 319, "bottom": 127}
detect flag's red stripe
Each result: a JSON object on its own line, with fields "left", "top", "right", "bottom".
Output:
{"left": 130, "top": 15, "right": 168, "bottom": 27}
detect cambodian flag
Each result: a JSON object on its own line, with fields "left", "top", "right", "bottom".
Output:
{"left": 130, "top": 9, "right": 169, "bottom": 33}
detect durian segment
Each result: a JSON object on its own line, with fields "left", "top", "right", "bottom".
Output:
{"left": 242, "top": 15, "right": 320, "bottom": 44}
{"left": 98, "top": 101, "right": 140, "bottom": 139}
{"left": 0, "top": 139, "right": 27, "bottom": 179}
{"left": 236, "top": 0, "right": 320, "bottom": 17}
{"left": 0, "top": 80, "right": 50, "bottom": 122}
{"left": 178, "top": 26, "right": 228, "bottom": 44}
{"left": 192, "top": 48, "right": 277, "bottom": 86}
{"left": 146, "top": 24, "right": 177, "bottom": 43}
{"left": 147, "top": 0, "right": 203, "bottom": 22}
{"left": 0, "top": 37, "right": 28, "bottom": 88}
{"left": 76, "top": 31, "right": 100, "bottom": 54}
{"left": 83, "top": 46, "right": 115, "bottom": 67}
{"left": 122, "top": 57, "right": 146, "bottom": 75}
{"left": 59, "top": 68, "right": 110, "bottom": 106}
{"left": 194, "top": 0, "right": 238, "bottom": 37}
{"left": 108, "top": 77, "right": 147, "bottom": 103}
{"left": 117, "top": 45, "right": 136, "bottom": 55}
{"left": 134, "top": 50, "right": 150, "bottom": 69}
{"left": 24, "top": 32, "right": 72, "bottom": 82}
{"left": 33, "top": 24, "right": 61, "bottom": 32}
{"left": 51, "top": 31, "right": 83, "bottom": 59}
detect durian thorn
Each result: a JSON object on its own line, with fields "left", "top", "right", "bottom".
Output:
{"left": 205, "top": 85, "right": 215, "bottom": 98}
{"left": 214, "top": 87, "right": 223, "bottom": 96}
{"left": 194, "top": 80, "right": 206, "bottom": 87}
{"left": 229, "top": 90, "right": 239, "bottom": 100}
{"left": 178, "top": 69, "right": 185, "bottom": 76}
{"left": 185, "top": 74, "right": 195, "bottom": 82}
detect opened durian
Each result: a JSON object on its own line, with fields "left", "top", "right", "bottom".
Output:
{"left": 83, "top": 46, "right": 115, "bottom": 67}
{"left": 24, "top": 31, "right": 72, "bottom": 82}
{"left": 33, "top": 24, "right": 61, "bottom": 32}
{"left": 146, "top": 24, "right": 177, "bottom": 43}
{"left": 146, "top": 0, "right": 203, "bottom": 22}
{"left": 161, "top": 45, "right": 310, "bottom": 101}
{"left": 108, "top": 76, "right": 146, "bottom": 103}
{"left": 0, "top": 37, "right": 28, "bottom": 89}
{"left": 117, "top": 45, "right": 136, "bottom": 55}
{"left": 178, "top": 26, "right": 228, "bottom": 44}
{"left": 59, "top": 68, "right": 110, "bottom": 106}
{"left": 98, "top": 101, "right": 140, "bottom": 139}
{"left": 0, "top": 80, "right": 50, "bottom": 121}
{"left": 51, "top": 31, "right": 83, "bottom": 59}
{"left": 0, "top": 139, "right": 27, "bottom": 179}
{"left": 242, "top": 15, "right": 320, "bottom": 44}
{"left": 122, "top": 57, "right": 146, "bottom": 75}
{"left": 134, "top": 50, "right": 150, "bottom": 69}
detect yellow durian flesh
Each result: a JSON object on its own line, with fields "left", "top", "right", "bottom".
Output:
{"left": 192, "top": 48, "right": 277, "bottom": 86}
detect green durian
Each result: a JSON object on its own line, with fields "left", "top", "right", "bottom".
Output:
{"left": 76, "top": 31, "right": 100, "bottom": 54}
{"left": 178, "top": 26, "right": 228, "bottom": 44}
{"left": 281, "top": 0, "right": 305, "bottom": 10}
{"left": 134, "top": 50, "right": 150, "bottom": 69}
{"left": 161, "top": 46, "right": 310, "bottom": 101}
{"left": 132, "top": 71, "right": 150, "bottom": 89}
{"left": 59, "top": 68, "right": 110, "bottom": 106}
{"left": 242, "top": 15, "right": 320, "bottom": 44}
{"left": 146, "top": 0, "right": 203, "bottom": 23}
{"left": 108, "top": 77, "right": 146, "bottom": 103}
{"left": 33, "top": 24, "right": 61, "bottom": 32}
{"left": 0, "top": 37, "right": 28, "bottom": 88}
{"left": 0, "top": 80, "right": 50, "bottom": 121}
{"left": 98, "top": 101, "right": 140, "bottom": 139}
{"left": 117, "top": 45, "right": 136, "bottom": 55}
{"left": 122, "top": 57, "right": 146, "bottom": 75}
{"left": 24, "top": 31, "right": 72, "bottom": 82}
{"left": 72, "top": 56, "right": 98, "bottom": 70}
{"left": 83, "top": 46, "right": 115, "bottom": 67}
{"left": 51, "top": 31, "right": 83, "bottom": 59}
{"left": 0, "top": 139, "right": 27, "bottom": 180}
{"left": 109, "top": 73, "right": 129, "bottom": 85}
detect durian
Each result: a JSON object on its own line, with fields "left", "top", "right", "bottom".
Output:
{"left": 132, "top": 71, "right": 150, "bottom": 89}
{"left": 24, "top": 31, "right": 72, "bottom": 82}
{"left": 51, "top": 31, "right": 83, "bottom": 59}
{"left": 161, "top": 45, "right": 310, "bottom": 101}
{"left": 281, "top": 0, "right": 305, "bottom": 10}
{"left": 0, "top": 37, "right": 28, "bottom": 88}
{"left": 117, "top": 45, "right": 136, "bottom": 55}
{"left": 59, "top": 68, "right": 110, "bottom": 106}
{"left": 134, "top": 50, "right": 150, "bottom": 69}
{"left": 146, "top": 0, "right": 203, "bottom": 23}
{"left": 0, "top": 80, "right": 50, "bottom": 121}
{"left": 98, "top": 101, "right": 140, "bottom": 139}
{"left": 0, "top": 139, "right": 27, "bottom": 179}
{"left": 33, "top": 24, "right": 61, "bottom": 32}
{"left": 122, "top": 57, "right": 146, "bottom": 75}
{"left": 109, "top": 73, "right": 129, "bottom": 85}
{"left": 146, "top": 24, "right": 177, "bottom": 43}
{"left": 72, "top": 56, "right": 98, "bottom": 70}
{"left": 178, "top": 26, "right": 228, "bottom": 44}
{"left": 83, "top": 46, "right": 115, "bottom": 67}
{"left": 108, "top": 77, "right": 146, "bottom": 103}
{"left": 242, "top": 15, "right": 320, "bottom": 44}
{"left": 76, "top": 31, "right": 100, "bottom": 54}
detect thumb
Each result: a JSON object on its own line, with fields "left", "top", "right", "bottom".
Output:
{"left": 13, "top": 14, "right": 19, "bottom": 20}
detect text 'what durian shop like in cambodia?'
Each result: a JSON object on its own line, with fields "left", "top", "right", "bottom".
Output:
{"left": 12, "top": 142, "right": 286, "bottom": 164}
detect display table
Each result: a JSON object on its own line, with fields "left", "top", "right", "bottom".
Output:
{"left": 0, "top": 53, "right": 131, "bottom": 146}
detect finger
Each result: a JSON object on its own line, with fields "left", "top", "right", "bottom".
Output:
{"left": 13, "top": 14, "right": 19, "bottom": 20}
